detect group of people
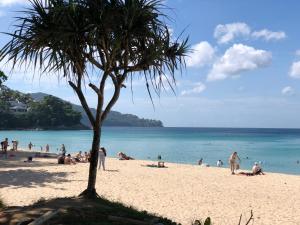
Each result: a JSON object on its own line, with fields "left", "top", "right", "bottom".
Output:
{"left": 0, "top": 138, "right": 267, "bottom": 176}
{"left": 57, "top": 150, "right": 91, "bottom": 165}
{"left": 56, "top": 147, "right": 136, "bottom": 171}
{"left": 197, "top": 151, "right": 265, "bottom": 176}
{"left": 28, "top": 142, "right": 50, "bottom": 152}
{"left": 229, "top": 151, "right": 264, "bottom": 176}
{"left": 0, "top": 138, "right": 20, "bottom": 158}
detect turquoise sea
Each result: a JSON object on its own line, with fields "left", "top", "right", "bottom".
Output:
{"left": 1, "top": 127, "right": 300, "bottom": 175}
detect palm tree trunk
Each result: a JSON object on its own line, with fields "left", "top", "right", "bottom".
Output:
{"left": 80, "top": 126, "right": 101, "bottom": 198}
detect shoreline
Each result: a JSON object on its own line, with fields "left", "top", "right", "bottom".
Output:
{"left": 3, "top": 149, "right": 300, "bottom": 177}
{"left": 1, "top": 151, "right": 300, "bottom": 224}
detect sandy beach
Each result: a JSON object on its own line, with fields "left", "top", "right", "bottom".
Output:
{"left": 0, "top": 151, "right": 300, "bottom": 225}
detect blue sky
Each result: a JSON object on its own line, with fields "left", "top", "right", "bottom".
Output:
{"left": 1, "top": 0, "right": 300, "bottom": 128}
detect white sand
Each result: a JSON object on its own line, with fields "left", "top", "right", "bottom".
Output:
{"left": 0, "top": 152, "right": 300, "bottom": 225}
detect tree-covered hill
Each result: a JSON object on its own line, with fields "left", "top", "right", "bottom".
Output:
{"left": 0, "top": 87, "right": 163, "bottom": 129}
{"left": 31, "top": 92, "right": 163, "bottom": 128}
{"left": 0, "top": 86, "right": 84, "bottom": 129}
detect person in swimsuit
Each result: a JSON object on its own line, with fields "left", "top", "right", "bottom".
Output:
{"left": 229, "top": 151, "right": 240, "bottom": 175}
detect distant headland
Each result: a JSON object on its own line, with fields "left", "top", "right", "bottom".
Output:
{"left": 0, "top": 86, "right": 163, "bottom": 130}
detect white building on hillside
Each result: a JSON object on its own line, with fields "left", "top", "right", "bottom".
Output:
{"left": 9, "top": 101, "right": 28, "bottom": 113}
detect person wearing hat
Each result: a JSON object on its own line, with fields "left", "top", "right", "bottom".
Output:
{"left": 252, "top": 162, "right": 264, "bottom": 175}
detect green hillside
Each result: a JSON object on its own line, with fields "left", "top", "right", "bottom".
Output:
{"left": 0, "top": 87, "right": 163, "bottom": 129}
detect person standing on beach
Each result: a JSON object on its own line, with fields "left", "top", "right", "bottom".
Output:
{"left": 2, "top": 138, "right": 8, "bottom": 159}
{"left": 60, "top": 144, "right": 66, "bottom": 155}
{"left": 12, "top": 140, "right": 18, "bottom": 151}
{"left": 98, "top": 147, "right": 107, "bottom": 170}
{"left": 229, "top": 152, "right": 240, "bottom": 175}
{"left": 46, "top": 144, "right": 50, "bottom": 152}
{"left": 28, "top": 142, "right": 33, "bottom": 150}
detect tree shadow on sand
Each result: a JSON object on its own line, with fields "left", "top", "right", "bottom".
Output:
{"left": 0, "top": 159, "right": 59, "bottom": 169}
{"left": 0, "top": 169, "right": 72, "bottom": 189}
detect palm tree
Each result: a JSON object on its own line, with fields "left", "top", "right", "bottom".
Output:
{"left": 0, "top": 0, "right": 189, "bottom": 198}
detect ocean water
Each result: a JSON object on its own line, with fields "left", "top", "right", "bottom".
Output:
{"left": 1, "top": 127, "right": 300, "bottom": 175}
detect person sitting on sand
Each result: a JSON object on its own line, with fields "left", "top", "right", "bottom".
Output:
{"left": 118, "top": 152, "right": 134, "bottom": 160}
{"left": 229, "top": 151, "right": 240, "bottom": 175}
{"left": 64, "top": 154, "right": 76, "bottom": 165}
{"left": 252, "top": 162, "right": 264, "bottom": 175}
{"left": 198, "top": 158, "right": 203, "bottom": 165}
{"left": 237, "top": 162, "right": 265, "bottom": 176}
{"left": 217, "top": 160, "right": 223, "bottom": 167}
{"left": 58, "top": 153, "right": 65, "bottom": 164}
{"left": 74, "top": 151, "right": 84, "bottom": 162}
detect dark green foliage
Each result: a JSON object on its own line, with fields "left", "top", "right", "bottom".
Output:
{"left": 29, "top": 95, "right": 81, "bottom": 127}
{"left": 0, "top": 71, "right": 7, "bottom": 86}
{"left": 103, "top": 111, "right": 163, "bottom": 127}
{"left": 45, "top": 197, "right": 179, "bottom": 225}
{"left": 0, "top": 87, "right": 82, "bottom": 129}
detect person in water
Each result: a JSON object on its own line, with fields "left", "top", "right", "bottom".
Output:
{"left": 229, "top": 151, "right": 240, "bottom": 175}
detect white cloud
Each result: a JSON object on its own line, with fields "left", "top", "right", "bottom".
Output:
{"left": 181, "top": 82, "right": 206, "bottom": 96}
{"left": 295, "top": 50, "right": 300, "bottom": 56}
{"left": 207, "top": 44, "right": 272, "bottom": 81}
{"left": 186, "top": 41, "right": 215, "bottom": 67}
{"left": 214, "top": 22, "right": 251, "bottom": 44}
{"left": 281, "top": 86, "right": 295, "bottom": 96}
{"left": 0, "top": 0, "right": 25, "bottom": 6}
{"left": 252, "top": 29, "right": 286, "bottom": 41}
{"left": 214, "top": 22, "right": 286, "bottom": 44}
{"left": 289, "top": 61, "right": 300, "bottom": 79}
